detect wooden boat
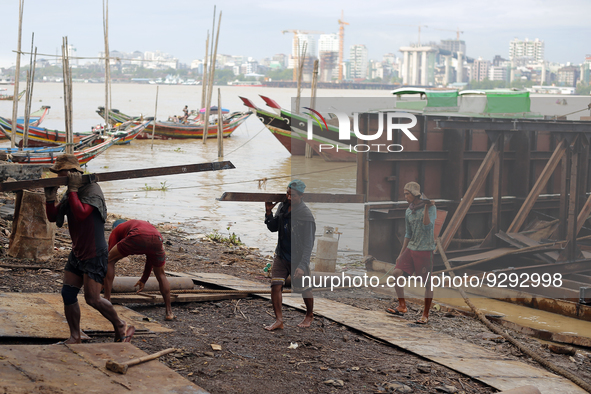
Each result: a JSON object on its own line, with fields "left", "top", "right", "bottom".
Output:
{"left": 0, "top": 116, "right": 148, "bottom": 147}
{"left": 0, "top": 106, "right": 52, "bottom": 140}
{"left": 16, "top": 106, "right": 51, "bottom": 127}
{"left": 259, "top": 95, "right": 356, "bottom": 162}
{"left": 96, "top": 107, "right": 153, "bottom": 126}
{"left": 106, "top": 121, "right": 151, "bottom": 145}
{"left": 0, "top": 116, "right": 94, "bottom": 147}
{"left": 239, "top": 96, "right": 307, "bottom": 155}
{"left": 146, "top": 111, "right": 251, "bottom": 139}
{"left": 9, "top": 133, "right": 125, "bottom": 165}
{"left": 0, "top": 90, "right": 25, "bottom": 101}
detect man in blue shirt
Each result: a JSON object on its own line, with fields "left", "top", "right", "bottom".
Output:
{"left": 263, "top": 180, "right": 316, "bottom": 330}
{"left": 387, "top": 182, "right": 436, "bottom": 324}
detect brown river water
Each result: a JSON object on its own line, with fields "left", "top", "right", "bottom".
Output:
{"left": 0, "top": 83, "right": 396, "bottom": 258}
{"left": 1, "top": 83, "right": 589, "bottom": 261}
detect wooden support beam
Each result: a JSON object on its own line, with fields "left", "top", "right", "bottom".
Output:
{"left": 0, "top": 161, "right": 235, "bottom": 192}
{"left": 506, "top": 139, "right": 567, "bottom": 233}
{"left": 492, "top": 132, "right": 504, "bottom": 237}
{"left": 567, "top": 144, "right": 581, "bottom": 261}
{"left": 440, "top": 140, "right": 499, "bottom": 251}
{"left": 557, "top": 149, "right": 571, "bottom": 239}
{"left": 576, "top": 194, "right": 591, "bottom": 236}
{"left": 217, "top": 192, "right": 364, "bottom": 204}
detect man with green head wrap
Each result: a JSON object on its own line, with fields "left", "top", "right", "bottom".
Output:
{"left": 263, "top": 179, "right": 316, "bottom": 330}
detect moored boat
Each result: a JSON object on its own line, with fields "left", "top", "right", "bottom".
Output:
{"left": 0, "top": 90, "right": 25, "bottom": 101}
{"left": 259, "top": 95, "right": 356, "bottom": 162}
{"left": 239, "top": 96, "right": 307, "bottom": 155}
{"left": 0, "top": 116, "right": 148, "bottom": 148}
{"left": 0, "top": 106, "right": 52, "bottom": 140}
{"left": 8, "top": 132, "right": 130, "bottom": 166}
{"left": 147, "top": 110, "right": 252, "bottom": 139}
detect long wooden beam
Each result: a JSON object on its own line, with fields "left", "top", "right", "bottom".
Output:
{"left": 217, "top": 192, "right": 364, "bottom": 204}
{"left": 506, "top": 139, "right": 566, "bottom": 233}
{"left": 440, "top": 141, "right": 498, "bottom": 250}
{"left": 0, "top": 161, "right": 235, "bottom": 192}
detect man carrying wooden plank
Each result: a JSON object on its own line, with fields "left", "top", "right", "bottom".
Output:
{"left": 387, "top": 182, "right": 436, "bottom": 325}
{"left": 104, "top": 219, "right": 175, "bottom": 321}
{"left": 264, "top": 180, "right": 316, "bottom": 330}
{"left": 44, "top": 154, "right": 135, "bottom": 343}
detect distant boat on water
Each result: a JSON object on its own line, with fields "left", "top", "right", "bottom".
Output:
{"left": 227, "top": 80, "right": 263, "bottom": 87}
{"left": 96, "top": 106, "right": 252, "bottom": 140}
{"left": 0, "top": 90, "right": 25, "bottom": 101}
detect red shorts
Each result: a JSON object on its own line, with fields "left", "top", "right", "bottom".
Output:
{"left": 395, "top": 249, "right": 433, "bottom": 280}
{"left": 116, "top": 230, "right": 165, "bottom": 268}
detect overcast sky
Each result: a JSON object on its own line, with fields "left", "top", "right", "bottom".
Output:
{"left": 1, "top": 0, "right": 589, "bottom": 69}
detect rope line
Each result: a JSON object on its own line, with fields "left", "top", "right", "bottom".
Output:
{"left": 101, "top": 163, "right": 356, "bottom": 195}
{"left": 224, "top": 119, "right": 272, "bottom": 157}
{"left": 557, "top": 103, "right": 591, "bottom": 118}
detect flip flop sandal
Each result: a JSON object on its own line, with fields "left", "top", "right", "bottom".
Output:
{"left": 386, "top": 308, "right": 406, "bottom": 316}
{"left": 415, "top": 317, "right": 429, "bottom": 325}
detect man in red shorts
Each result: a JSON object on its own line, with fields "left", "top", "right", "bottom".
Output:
{"left": 45, "top": 154, "right": 134, "bottom": 344}
{"left": 387, "top": 182, "right": 436, "bottom": 324}
{"left": 104, "top": 219, "right": 175, "bottom": 321}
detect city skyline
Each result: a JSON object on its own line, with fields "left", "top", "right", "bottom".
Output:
{"left": 1, "top": 0, "right": 589, "bottom": 70}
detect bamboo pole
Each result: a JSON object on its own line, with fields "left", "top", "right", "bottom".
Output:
{"left": 305, "top": 59, "right": 318, "bottom": 158}
{"left": 203, "top": 9, "right": 222, "bottom": 144}
{"left": 22, "top": 35, "right": 36, "bottom": 149}
{"left": 202, "top": 7, "right": 216, "bottom": 139}
{"left": 11, "top": 0, "right": 24, "bottom": 149}
{"left": 62, "top": 37, "right": 73, "bottom": 155}
{"left": 294, "top": 41, "right": 307, "bottom": 114}
{"left": 200, "top": 31, "right": 209, "bottom": 121}
{"left": 103, "top": 0, "right": 110, "bottom": 132}
{"left": 217, "top": 88, "right": 223, "bottom": 158}
{"left": 151, "top": 86, "right": 159, "bottom": 150}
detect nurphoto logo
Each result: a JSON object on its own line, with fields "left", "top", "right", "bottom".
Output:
{"left": 305, "top": 110, "right": 418, "bottom": 153}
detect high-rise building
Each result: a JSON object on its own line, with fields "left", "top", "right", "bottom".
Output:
{"left": 582, "top": 55, "right": 591, "bottom": 85}
{"left": 272, "top": 54, "right": 287, "bottom": 69}
{"left": 439, "top": 40, "right": 466, "bottom": 55}
{"left": 288, "top": 34, "right": 317, "bottom": 69}
{"left": 318, "top": 34, "right": 339, "bottom": 82}
{"left": 470, "top": 58, "right": 490, "bottom": 82}
{"left": 318, "top": 34, "right": 339, "bottom": 53}
{"left": 349, "top": 44, "right": 368, "bottom": 79}
{"left": 488, "top": 65, "right": 508, "bottom": 82}
{"left": 509, "top": 38, "right": 544, "bottom": 63}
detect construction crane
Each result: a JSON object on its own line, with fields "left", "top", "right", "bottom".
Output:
{"left": 432, "top": 27, "right": 464, "bottom": 41}
{"left": 337, "top": 10, "right": 349, "bottom": 81}
{"left": 389, "top": 24, "right": 428, "bottom": 46}
{"left": 282, "top": 29, "right": 323, "bottom": 80}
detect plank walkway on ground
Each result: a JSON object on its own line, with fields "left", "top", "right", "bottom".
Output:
{"left": 169, "top": 271, "right": 586, "bottom": 394}
{"left": 110, "top": 292, "right": 247, "bottom": 305}
{"left": 0, "top": 293, "right": 173, "bottom": 339}
{"left": 0, "top": 343, "right": 207, "bottom": 393}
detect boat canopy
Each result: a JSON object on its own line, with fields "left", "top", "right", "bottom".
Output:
{"left": 459, "top": 90, "right": 531, "bottom": 114}
{"left": 200, "top": 106, "right": 230, "bottom": 114}
{"left": 391, "top": 88, "right": 459, "bottom": 109}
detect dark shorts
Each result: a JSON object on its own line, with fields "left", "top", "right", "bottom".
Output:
{"left": 270, "top": 254, "right": 310, "bottom": 290}
{"left": 395, "top": 249, "right": 433, "bottom": 281}
{"left": 117, "top": 231, "right": 165, "bottom": 268}
{"left": 64, "top": 249, "right": 108, "bottom": 284}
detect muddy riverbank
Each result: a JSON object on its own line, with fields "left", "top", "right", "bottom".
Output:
{"left": 1, "top": 199, "right": 590, "bottom": 393}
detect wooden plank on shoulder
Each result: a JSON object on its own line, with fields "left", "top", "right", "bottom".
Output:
{"left": 217, "top": 192, "right": 364, "bottom": 204}
{"left": 0, "top": 161, "right": 235, "bottom": 192}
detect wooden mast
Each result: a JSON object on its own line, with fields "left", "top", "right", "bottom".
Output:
{"left": 10, "top": 0, "right": 24, "bottom": 149}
